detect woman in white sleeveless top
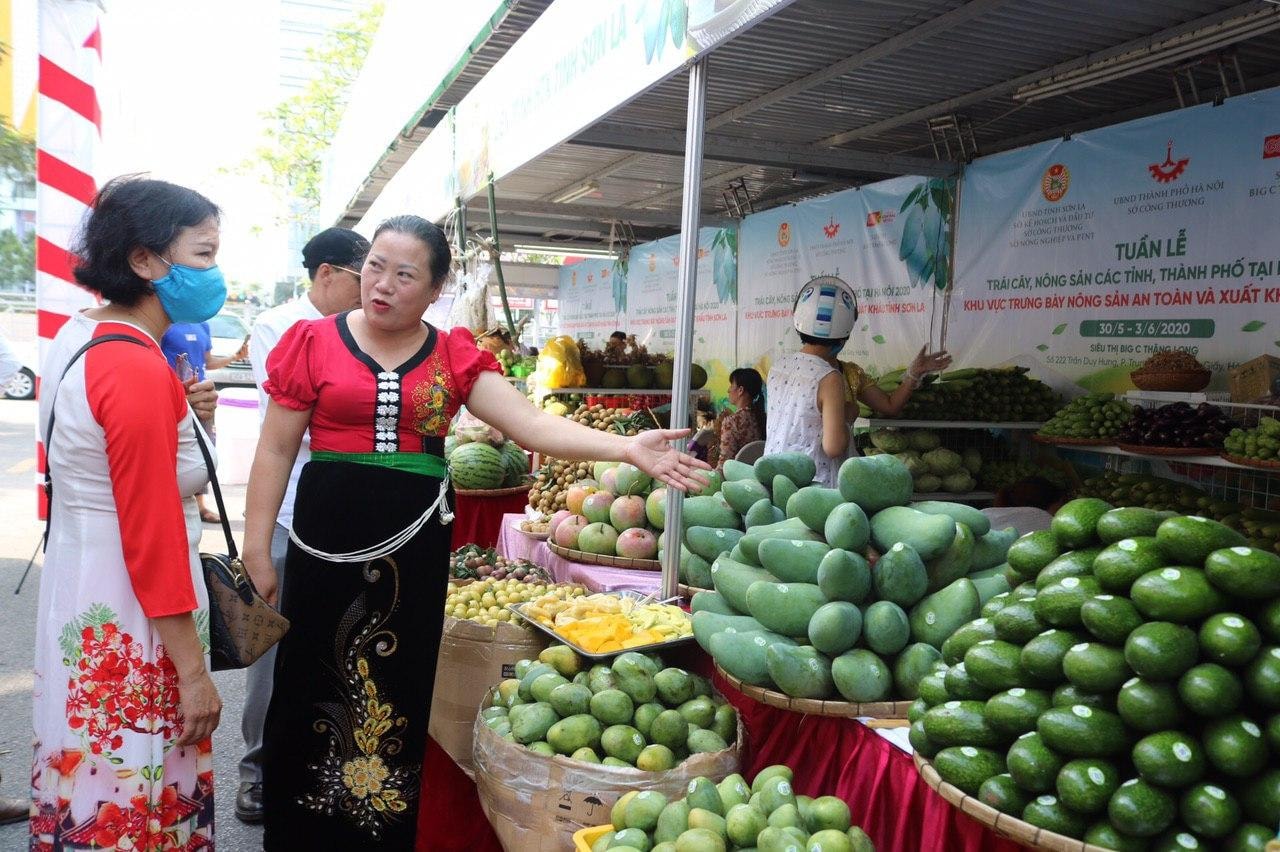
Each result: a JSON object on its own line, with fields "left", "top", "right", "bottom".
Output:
{"left": 765, "top": 275, "right": 951, "bottom": 487}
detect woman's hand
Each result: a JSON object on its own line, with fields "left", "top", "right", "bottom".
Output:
{"left": 623, "top": 429, "right": 713, "bottom": 492}
{"left": 175, "top": 667, "right": 221, "bottom": 747}
{"left": 909, "top": 346, "right": 952, "bottom": 378}
{"left": 242, "top": 549, "right": 278, "bottom": 607}
{"left": 185, "top": 378, "right": 219, "bottom": 423}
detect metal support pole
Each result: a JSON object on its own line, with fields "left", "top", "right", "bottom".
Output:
{"left": 661, "top": 59, "right": 708, "bottom": 601}
{"left": 487, "top": 176, "right": 518, "bottom": 337}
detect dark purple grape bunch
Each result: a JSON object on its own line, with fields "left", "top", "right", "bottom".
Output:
{"left": 1118, "top": 401, "right": 1237, "bottom": 448}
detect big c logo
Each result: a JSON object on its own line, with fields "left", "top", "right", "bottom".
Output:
{"left": 1264, "top": 134, "right": 1280, "bottom": 159}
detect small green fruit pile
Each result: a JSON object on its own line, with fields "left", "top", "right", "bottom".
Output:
{"left": 1038, "top": 394, "right": 1133, "bottom": 441}
{"left": 911, "top": 497, "right": 1280, "bottom": 849}
{"left": 592, "top": 764, "right": 875, "bottom": 852}
{"left": 482, "top": 645, "right": 737, "bottom": 770}
{"left": 1224, "top": 416, "right": 1280, "bottom": 462}
{"left": 895, "top": 367, "right": 1060, "bottom": 423}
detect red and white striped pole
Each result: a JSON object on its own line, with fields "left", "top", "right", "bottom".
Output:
{"left": 35, "top": 0, "right": 101, "bottom": 516}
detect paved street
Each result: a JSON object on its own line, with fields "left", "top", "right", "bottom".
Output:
{"left": 0, "top": 394, "right": 266, "bottom": 850}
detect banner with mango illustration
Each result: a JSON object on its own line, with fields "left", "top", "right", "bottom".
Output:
{"left": 949, "top": 86, "right": 1280, "bottom": 394}
{"left": 625, "top": 226, "right": 738, "bottom": 402}
{"left": 736, "top": 176, "right": 953, "bottom": 381}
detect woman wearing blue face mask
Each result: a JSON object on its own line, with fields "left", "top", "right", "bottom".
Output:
{"left": 764, "top": 275, "right": 950, "bottom": 487}
{"left": 30, "top": 176, "right": 226, "bottom": 848}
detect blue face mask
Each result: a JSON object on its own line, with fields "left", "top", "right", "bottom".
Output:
{"left": 152, "top": 258, "right": 227, "bottom": 323}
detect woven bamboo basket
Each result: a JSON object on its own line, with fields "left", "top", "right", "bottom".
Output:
{"left": 547, "top": 542, "right": 661, "bottom": 571}
{"left": 914, "top": 754, "right": 1116, "bottom": 851}
{"left": 716, "top": 665, "right": 910, "bottom": 721}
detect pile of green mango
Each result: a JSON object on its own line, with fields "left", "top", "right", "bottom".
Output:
{"left": 589, "top": 764, "right": 874, "bottom": 852}
{"left": 681, "top": 451, "right": 1018, "bottom": 704}
{"left": 1078, "top": 469, "right": 1280, "bottom": 556}
{"left": 910, "top": 497, "right": 1280, "bottom": 850}
{"left": 482, "top": 644, "right": 737, "bottom": 770}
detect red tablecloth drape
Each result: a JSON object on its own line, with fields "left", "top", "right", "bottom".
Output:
{"left": 450, "top": 490, "right": 531, "bottom": 550}
{"left": 714, "top": 673, "right": 1025, "bottom": 852}
{"left": 416, "top": 736, "right": 504, "bottom": 851}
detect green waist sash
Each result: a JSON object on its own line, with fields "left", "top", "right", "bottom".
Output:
{"left": 310, "top": 450, "right": 448, "bottom": 479}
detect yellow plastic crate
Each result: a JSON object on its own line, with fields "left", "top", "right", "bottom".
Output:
{"left": 572, "top": 824, "right": 612, "bottom": 851}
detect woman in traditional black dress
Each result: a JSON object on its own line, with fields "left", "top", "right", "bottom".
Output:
{"left": 242, "top": 215, "right": 708, "bottom": 850}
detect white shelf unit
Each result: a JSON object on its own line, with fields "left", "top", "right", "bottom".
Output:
{"left": 857, "top": 418, "right": 1046, "bottom": 431}
{"left": 1057, "top": 444, "right": 1250, "bottom": 470}
{"left": 544, "top": 387, "right": 711, "bottom": 396}
{"left": 912, "top": 491, "right": 996, "bottom": 503}
{"left": 1039, "top": 393, "right": 1279, "bottom": 513}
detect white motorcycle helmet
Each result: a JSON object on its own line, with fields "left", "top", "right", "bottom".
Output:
{"left": 792, "top": 275, "right": 859, "bottom": 342}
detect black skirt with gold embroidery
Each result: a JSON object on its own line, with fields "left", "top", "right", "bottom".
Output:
{"left": 261, "top": 459, "right": 452, "bottom": 851}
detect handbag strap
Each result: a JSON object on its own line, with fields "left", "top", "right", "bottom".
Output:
{"left": 44, "top": 334, "right": 151, "bottom": 550}
{"left": 190, "top": 418, "right": 238, "bottom": 560}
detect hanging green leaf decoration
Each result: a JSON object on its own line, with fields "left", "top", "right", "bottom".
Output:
{"left": 1243, "top": 321, "right": 1266, "bottom": 332}
{"left": 1052, "top": 323, "right": 1068, "bottom": 335}
{"left": 1036, "top": 344, "right": 1049, "bottom": 352}
{"left": 872, "top": 335, "right": 886, "bottom": 344}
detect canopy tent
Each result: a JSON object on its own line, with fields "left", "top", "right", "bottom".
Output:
{"left": 335, "top": 0, "right": 1280, "bottom": 596}
{"left": 333, "top": 0, "right": 1280, "bottom": 252}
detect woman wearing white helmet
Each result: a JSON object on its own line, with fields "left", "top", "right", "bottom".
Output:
{"left": 764, "top": 275, "right": 950, "bottom": 487}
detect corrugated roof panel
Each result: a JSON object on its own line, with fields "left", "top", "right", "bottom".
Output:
{"left": 465, "top": 0, "right": 1280, "bottom": 244}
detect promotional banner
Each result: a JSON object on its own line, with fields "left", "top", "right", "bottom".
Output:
{"left": 737, "top": 176, "right": 952, "bottom": 380}
{"left": 950, "top": 86, "right": 1280, "bottom": 393}
{"left": 556, "top": 256, "right": 623, "bottom": 346}
{"left": 452, "top": 0, "right": 793, "bottom": 204}
{"left": 625, "top": 226, "right": 737, "bottom": 400}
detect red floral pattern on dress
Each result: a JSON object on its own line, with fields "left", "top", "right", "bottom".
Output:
{"left": 64, "top": 620, "right": 184, "bottom": 758}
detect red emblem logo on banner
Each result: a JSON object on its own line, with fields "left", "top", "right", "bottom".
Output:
{"left": 1041, "top": 163, "right": 1070, "bottom": 201}
{"left": 586, "top": 274, "right": 593, "bottom": 283}
{"left": 822, "top": 215, "right": 841, "bottom": 239}
{"left": 1264, "top": 134, "right": 1280, "bottom": 159}
{"left": 866, "top": 212, "right": 881, "bottom": 227}
{"left": 1149, "top": 140, "right": 1190, "bottom": 183}
{"left": 777, "top": 222, "right": 791, "bottom": 247}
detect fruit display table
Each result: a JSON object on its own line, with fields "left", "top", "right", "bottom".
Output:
{"left": 450, "top": 489, "right": 534, "bottom": 551}
{"left": 712, "top": 673, "right": 1024, "bottom": 852}
{"left": 495, "top": 513, "right": 661, "bottom": 594}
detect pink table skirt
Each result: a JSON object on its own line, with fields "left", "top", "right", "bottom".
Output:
{"left": 495, "top": 513, "right": 662, "bottom": 594}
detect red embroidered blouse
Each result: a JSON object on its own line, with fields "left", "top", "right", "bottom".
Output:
{"left": 263, "top": 313, "right": 501, "bottom": 454}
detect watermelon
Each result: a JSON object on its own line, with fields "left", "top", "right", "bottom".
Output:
{"left": 444, "top": 434, "right": 460, "bottom": 459}
{"left": 449, "top": 442, "right": 505, "bottom": 489}
{"left": 500, "top": 442, "right": 530, "bottom": 487}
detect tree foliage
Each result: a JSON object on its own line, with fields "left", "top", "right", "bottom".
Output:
{"left": 241, "top": 3, "right": 383, "bottom": 220}
{"left": 0, "top": 229, "right": 35, "bottom": 286}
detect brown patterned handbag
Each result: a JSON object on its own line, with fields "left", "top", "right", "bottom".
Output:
{"left": 191, "top": 422, "right": 289, "bottom": 671}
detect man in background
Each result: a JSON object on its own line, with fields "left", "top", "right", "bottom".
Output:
{"left": 234, "top": 227, "right": 369, "bottom": 823}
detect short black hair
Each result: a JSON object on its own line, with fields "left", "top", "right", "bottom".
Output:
{"left": 373, "top": 215, "right": 451, "bottom": 286}
{"left": 302, "top": 227, "right": 370, "bottom": 280}
{"left": 798, "top": 332, "right": 848, "bottom": 348}
{"left": 73, "top": 175, "right": 220, "bottom": 307}
{"left": 610, "top": 331, "right": 626, "bottom": 341}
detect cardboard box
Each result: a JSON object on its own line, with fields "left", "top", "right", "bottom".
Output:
{"left": 429, "top": 616, "right": 549, "bottom": 777}
{"left": 1230, "top": 354, "right": 1280, "bottom": 402}
{"left": 473, "top": 696, "right": 744, "bottom": 852}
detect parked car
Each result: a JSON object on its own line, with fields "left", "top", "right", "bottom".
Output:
{"left": 205, "top": 311, "right": 256, "bottom": 388}
{"left": 2, "top": 337, "right": 36, "bottom": 400}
